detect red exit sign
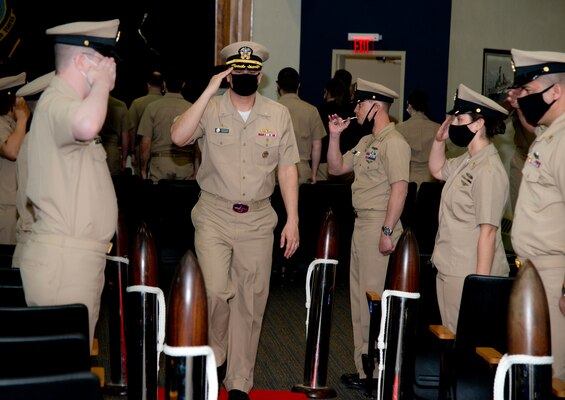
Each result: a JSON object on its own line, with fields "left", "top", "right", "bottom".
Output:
{"left": 354, "top": 39, "right": 374, "bottom": 53}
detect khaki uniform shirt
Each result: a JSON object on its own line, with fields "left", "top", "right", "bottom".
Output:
{"left": 433, "top": 144, "right": 509, "bottom": 277}
{"left": 343, "top": 123, "right": 410, "bottom": 210}
{"left": 15, "top": 135, "right": 34, "bottom": 242}
{"left": 396, "top": 113, "right": 440, "bottom": 185}
{"left": 128, "top": 93, "right": 162, "bottom": 129}
{"left": 137, "top": 93, "right": 192, "bottom": 154}
{"left": 512, "top": 112, "right": 565, "bottom": 260}
{"left": 278, "top": 93, "right": 326, "bottom": 161}
{"left": 100, "top": 96, "right": 130, "bottom": 175}
{"left": 0, "top": 115, "right": 17, "bottom": 244}
{"left": 26, "top": 76, "right": 117, "bottom": 243}
{"left": 192, "top": 91, "right": 299, "bottom": 201}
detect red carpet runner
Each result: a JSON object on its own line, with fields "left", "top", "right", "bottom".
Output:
{"left": 158, "top": 387, "right": 308, "bottom": 400}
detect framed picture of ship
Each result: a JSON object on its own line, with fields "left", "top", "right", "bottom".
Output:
{"left": 482, "top": 49, "right": 513, "bottom": 105}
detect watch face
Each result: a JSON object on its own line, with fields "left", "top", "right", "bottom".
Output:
{"left": 382, "top": 226, "right": 393, "bottom": 236}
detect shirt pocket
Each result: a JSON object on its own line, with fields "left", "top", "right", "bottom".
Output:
{"left": 254, "top": 135, "right": 280, "bottom": 165}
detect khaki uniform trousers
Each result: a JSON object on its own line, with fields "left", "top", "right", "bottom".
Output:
{"left": 350, "top": 209, "right": 401, "bottom": 378}
{"left": 12, "top": 231, "right": 31, "bottom": 268}
{"left": 149, "top": 155, "right": 194, "bottom": 183}
{"left": 19, "top": 234, "right": 109, "bottom": 347}
{"left": 297, "top": 160, "right": 312, "bottom": 185}
{"left": 527, "top": 257, "right": 565, "bottom": 380}
{"left": 0, "top": 205, "right": 17, "bottom": 245}
{"left": 191, "top": 192, "right": 278, "bottom": 392}
{"left": 435, "top": 272, "right": 465, "bottom": 333}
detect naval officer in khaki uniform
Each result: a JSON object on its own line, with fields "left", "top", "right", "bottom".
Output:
{"left": 276, "top": 67, "right": 326, "bottom": 184}
{"left": 396, "top": 90, "right": 440, "bottom": 188}
{"left": 12, "top": 72, "right": 55, "bottom": 268}
{"left": 509, "top": 49, "right": 565, "bottom": 380}
{"left": 19, "top": 20, "right": 119, "bottom": 346}
{"left": 328, "top": 78, "right": 410, "bottom": 389}
{"left": 429, "top": 84, "right": 510, "bottom": 333}
{"left": 171, "top": 41, "right": 299, "bottom": 400}
{"left": 138, "top": 68, "right": 194, "bottom": 182}
{"left": 0, "top": 72, "right": 29, "bottom": 245}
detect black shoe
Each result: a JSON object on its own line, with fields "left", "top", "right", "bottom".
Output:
{"left": 340, "top": 372, "right": 367, "bottom": 390}
{"left": 217, "top": 362, "right": 227, "bottom": 385}
{"left": 228, "top": 389, "right": 250, "bottom": 400}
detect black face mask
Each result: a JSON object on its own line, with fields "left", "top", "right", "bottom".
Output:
{"left": 517, "top": 84, "right": 556, "bottom": 126}
{"left": 448, "top": 122, "right": 476, "bottom": 147}
{"left": 230, "top": 74, "right": 259, "bottom": 96}
{"left": 359, "top": 103, "right": 377, "bottom": 134}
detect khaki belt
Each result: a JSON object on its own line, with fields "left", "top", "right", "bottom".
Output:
{"left": 199, "top": 191, "right": 270, "bottom": 214}
{"left": 30, "top": 233, "right": 112, "bottom": 254}
{"left": 151, "top": 151, "right": 192, "bottom": 158}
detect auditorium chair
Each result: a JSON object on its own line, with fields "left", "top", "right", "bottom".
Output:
{"left": 0, "top": 245, "right": 15, "bottom": 269}
{"left": 0, "top": 371, "right": 102, "bottom": 400}
{"left": 0, "top": 333, "right": 91, "bottom": 378}
{"left": 0, "top": 303, "right": 89, "bottom": 338}
{"left": 427, "top": 274, "right": 514, "bottom": 400}
{"left": 0, "top": 267, "right": 26, "bottom": 307}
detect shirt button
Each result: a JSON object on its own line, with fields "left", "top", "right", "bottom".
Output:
{"left": 243, "top": 176, "right": 246, "bottom": 180}
{"left": 243, "top": 193, "right": 246, "bottom": 196}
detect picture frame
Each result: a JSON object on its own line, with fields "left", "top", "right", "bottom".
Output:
{"left": 482, "top": 49, "right": 513, "bottom": 105}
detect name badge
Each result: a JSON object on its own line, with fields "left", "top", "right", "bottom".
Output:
{"left": 215, "top": 128, "right": 230, "bottom": 134}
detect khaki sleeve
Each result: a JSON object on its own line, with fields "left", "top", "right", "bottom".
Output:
{"left": 137, "top": 105, "right": 153, "bottom": 138}
{"left": 310, "top": 109, "right": 327, "bottom": 141}
{"left": 383, "top": 136, "right": 411, "bottom": 184}
{"left": 278, "top": 108, "right": 300, "bottom": 167}
{"left": 472, "top": 164, "right": 508, "bottom": 227}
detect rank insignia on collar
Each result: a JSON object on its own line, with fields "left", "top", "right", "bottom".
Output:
{"left": 461, "top": 171, "right": 473, "bottom": 186}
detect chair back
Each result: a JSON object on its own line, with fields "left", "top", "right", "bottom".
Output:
{"left": 412, "top": 181, "right": 444, "bottom": 256}
{"left": 0, "top": 245, "right": 15, "bottom": 269}
{"left": 0, "top": 334, "right": 91, "bottom": 377}
{"left": 454, "top": 274, "right": 514, "bottom": 356}
{"left": 0, "top": 303, "right": 89, "bottom": 339}
{"left": 0, "top": 268, "right": 25, "bottom": 307}
{"left": 450, "top": 274, "right": 514, "bottom": 399}
{"left": 0, "top": 372, "right": 102, "bottom": 400}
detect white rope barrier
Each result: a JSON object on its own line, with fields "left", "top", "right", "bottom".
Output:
{"left": 106, "top": 255, "right": 130, "bottom": 265}
{"left": 493, "top": 353, "right": 553, "bottom": 400}
{"left": 375, "top": 289, "right": 420, "bottom": 400}
{"left": 304, "top": 258, "right": 339, "bottom": 336}
{"left": 126, "top": 285, "right": 166, "bottom": 373}
{"left": 163, "top": 344, "right": 218, "bottom": 400}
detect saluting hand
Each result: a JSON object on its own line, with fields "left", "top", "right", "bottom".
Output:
{"left": 204, "top": 67, "right": 233, "bottom": 97}
{"left": 435, "top": 115, "right": 452, "bottom": 142}
{"left": 87, "top": 56, "right": 116, "bottom": 91}
{"left": 14, "top": 97, "right": 30, "bottom": 122}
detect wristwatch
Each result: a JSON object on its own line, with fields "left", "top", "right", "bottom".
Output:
{"left": 382, "top": 226, "right": 393, "bottom": 236}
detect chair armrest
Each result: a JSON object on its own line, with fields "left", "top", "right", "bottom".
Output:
{"left": 554, "top": 377, "right": 565, "bottom": 398}
{"left": 366, "top": 291, "right": 381, "bottom": 303}
{"left": 430, "top": 324, "right": 456, "bottom": 341}
{"left": 476, "top": 347, "right": 502, "bottom": 366}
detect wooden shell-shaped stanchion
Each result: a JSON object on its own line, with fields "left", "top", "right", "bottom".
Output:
{"left": 164, "top": 250, "right": 209, "bottom": 400}
{"left": 104, "top": 211, "right": 129, "bottom": 395}
{"left": 375, "top": 227, "right": 420, "bottom": 400}
{"left": 506, "top": 260, "right": 552, "bottom": 399}
{"left": 292, "top": 209, "right": 339, "bottom": 398}
{"left": 126, "top": 222, "right": 159, "bottom": 400}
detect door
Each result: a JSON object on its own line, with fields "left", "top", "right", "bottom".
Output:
{"left": 332, "top": 50, "right": 406, "bottom": 122}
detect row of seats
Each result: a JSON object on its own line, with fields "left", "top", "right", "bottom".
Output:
{"left": 0, "top": 267, "right": 102, "bottom": 399}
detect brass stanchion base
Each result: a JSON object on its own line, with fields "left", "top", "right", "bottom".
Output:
{"left": 291, "top": 384, "right": 337, "bottom": 399}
